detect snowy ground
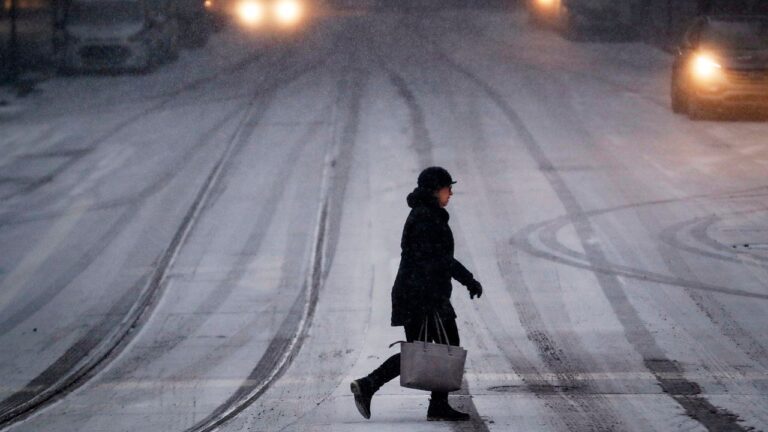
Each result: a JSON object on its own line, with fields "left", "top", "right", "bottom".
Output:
{"left": 1, "top": 5, "right": 767, "bottom": 432}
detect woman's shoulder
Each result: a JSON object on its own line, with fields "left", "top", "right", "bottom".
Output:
{"left": 409, "top": 206, "right": 432, "bottom": 218}
{"left": 406, "top": 206, "right": 447, "bottom": 227}
{"left": 407, "top": 206, "right": 437, "bottom": 222}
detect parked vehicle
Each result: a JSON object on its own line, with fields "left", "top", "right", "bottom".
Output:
{"left": 57, "top": 0, "right": 180, "bottom": 73}
{"left": 671, "top": 15, "right": 768, "bottom": 119}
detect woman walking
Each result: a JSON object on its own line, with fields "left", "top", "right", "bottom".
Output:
{"left": 351, "top": 166, "right": 483, "bottom": 421}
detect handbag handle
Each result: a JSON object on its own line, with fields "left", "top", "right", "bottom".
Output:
{"left": 432, "top": 312, "right": 452, "bottom": 353}
{"left": 414, "top": 313, "right": 452, "bottom": 351}
{"left": 418, "top": 315, "right": 429, "bottom": 344}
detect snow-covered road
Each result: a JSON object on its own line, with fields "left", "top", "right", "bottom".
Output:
{"left": 1, "top": 5, "right": 767, "bottom": 431}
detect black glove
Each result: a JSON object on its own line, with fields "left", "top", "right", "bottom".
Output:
{"left": 467, "top": 280, "right": 483, "bottom": 299}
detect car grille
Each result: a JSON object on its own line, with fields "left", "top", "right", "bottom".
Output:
{"left": 79, "top": 45, "right": 131, "bottom": 65}
{"left": 725, "top": 69, "right": 768, "bottom": 86}
{"left": 725, "top": 94, "right": 768, "bottom": 103}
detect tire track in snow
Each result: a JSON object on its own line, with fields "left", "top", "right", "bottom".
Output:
{"left": 0, "top": 106, "right": 244, "bottom": 336}
{"left": 653, "top": 209, "right": 768, "bottom": 374}
{"left": 1, "top": 34, "right": 327, "bottom": 220}
{"left": 661, "top": 212, "right": 768, "bottom": 268}
{"left": 109, "top": 109, "right": 328, "bottom": 382}
{"left": 518, "top": 202, "right": 768, "bottom": 301}
{"left": 0, "top": 107, "right": 243, "bottom": 431}
{"left": 181, "top": 28, "right": 368, "bottom": 432}
{"left": 0, "top": 47, "right": 328, "bottom": 431}
{"left": 520, "top": 196, "right": 768, "bottom": 374}
{"left": 0, "top": 49, "right": 270, "bottom": 204}
{"left": 246, "top": 26, "right": 376, "bottom": 432}
{"left": 414, "top": 29, "right": 750, "bottom": 431}
{"left": 0, "top": 45, "right": 320, "bottom": 329}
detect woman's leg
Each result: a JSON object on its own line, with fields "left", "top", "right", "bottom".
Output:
{"left": 426, "top": 318, "right": 469, "bottom": 421}
{"left": 351, "top": 321, "right": 422, "bottom": 419}
{"left": 366, "top": 320, "right": 423, "bottom": 388}
{"left": 365, "top": 354, "right": 399, "bottom": 390}
{"left": 430, "top": 318, "right": 460, "bottom": 402}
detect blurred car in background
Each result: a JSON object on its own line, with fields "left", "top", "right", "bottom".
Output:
{"left": 672, "top": 15, "right": 768, "bottom": 119}
{"left": 57, "top": 0, "right": 180, "bottom": 73}
{"left": 204, "top": 0, "right": 305, "bottom": 31}
{"left": 526, "top": 0, "right": 638, "bottom": 40}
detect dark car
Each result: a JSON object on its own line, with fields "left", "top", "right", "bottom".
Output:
{"left": 671, "top": 15, "right": 768, "bottom": 119}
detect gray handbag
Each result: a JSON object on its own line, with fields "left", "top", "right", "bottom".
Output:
{"left": 391, "top": 313, "right": 467, "bottom": 392}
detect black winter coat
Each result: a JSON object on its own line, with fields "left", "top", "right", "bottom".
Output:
{"left": 390, "top": 187, "right": 475, "bottom": 326}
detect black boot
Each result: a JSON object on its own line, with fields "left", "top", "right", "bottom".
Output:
{"left": 427, "top": 397, "right": 470, "bottom": 421}
{"left": 350, "top": 377, "right": 377, "bottom": 419}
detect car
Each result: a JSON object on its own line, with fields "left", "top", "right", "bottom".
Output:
{"left": 57, "top": 0, "right": 180, "bottom": 73}
{"left": 671, "top": 15, "right": 768, "bottom": 119}
{"left": 204, "top": 0, "right": 305, "bottom": 31}
{"left": 527, "top": 0, "right": 639, "bottom": 41}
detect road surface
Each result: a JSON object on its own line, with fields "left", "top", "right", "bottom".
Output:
{"left": 1, "top": 4, "right": 767, "bottom": 431}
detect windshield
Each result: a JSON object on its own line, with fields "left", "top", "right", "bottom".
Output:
{"left": 68, "top": 1, "right": 144, "bottom": 25}
{"left": 701, "top": 20, "right": 768, "bottom": 50}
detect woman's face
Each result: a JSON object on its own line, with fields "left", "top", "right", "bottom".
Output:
{"left": 435, "top": 185, "right": 453, "bottom": 207}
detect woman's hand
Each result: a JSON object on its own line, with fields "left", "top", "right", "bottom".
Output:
{"left": 467, "top": 280, "right": 483, "bottom": 299}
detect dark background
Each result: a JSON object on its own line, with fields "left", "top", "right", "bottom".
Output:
{"left": 2, "top": 0, "right": 768, "bottom": 84}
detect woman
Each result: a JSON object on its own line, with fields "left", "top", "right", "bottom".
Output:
{"left": 351, "top": 166, "right": 483, "bottom": 422}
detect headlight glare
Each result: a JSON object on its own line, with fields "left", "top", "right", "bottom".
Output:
{"left": 238, "top": 0, "right": 265, "bottom": 25}
{"left": 274, "top": 0, "right": 302, "bottom": 25}
{"left": 692, "top": 53, "right": 722, "bottom": 81}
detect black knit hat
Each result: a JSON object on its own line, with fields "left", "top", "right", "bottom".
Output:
{"left": 417, "top": 166, "right": 456, "bottom": 191}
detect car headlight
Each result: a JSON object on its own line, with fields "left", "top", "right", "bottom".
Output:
{"left": 238, "top": 0, "right": 265, "bottom": 25}
{"left": 274, "top": 0, "right": 302, "bottom": 25}
{"left": 536, "top": 0, "right": 555, "bottom": 8}
{"left": 691, "top": 53, "right": 722, "bottom": 81}
{"left": 534, "top": 0, "right": 559, "bottom": 13}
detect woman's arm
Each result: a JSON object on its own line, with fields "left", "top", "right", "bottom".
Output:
{"left": 450, "top": 258, "right": 474, "bottom": 286}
